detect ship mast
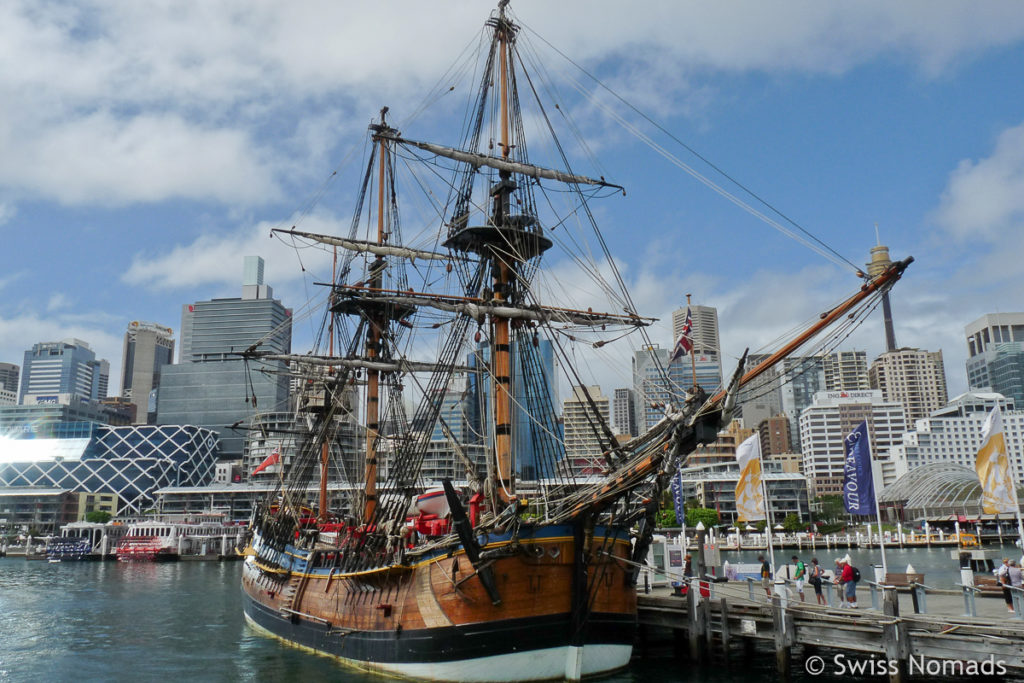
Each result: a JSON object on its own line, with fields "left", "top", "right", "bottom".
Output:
{"left": 491, "top": 8, "right": 515, "bottom": 505}
{"left": 362, "top": 108, "right": 391, "bottom": 523}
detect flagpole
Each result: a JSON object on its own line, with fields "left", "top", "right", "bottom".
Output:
{"left": 759, "top": 452, "right": 777, "bottom": 576}
{"left": 873, "top": 486, "right": 888, "bottom": 576}
{"left": 686, "top": 294, "right": 697, "bottom": 390}
{"left": 866, "top": 423, "right": 888, "bottom": 576}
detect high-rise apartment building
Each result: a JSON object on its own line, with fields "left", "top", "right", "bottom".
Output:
{"left": 822, "top": 350, "right": 869, "bottom": 391}
{"left": 120, "top": 321, "right": 175, "bottom": 424}
{"left": 562, "top": 385, "right": 611, "bottom": 477}
{"left": 798, "top": 389, "right": 905, "bottom": 497}
{"left": 612, "top": 387, "right": 637, "bottom": 437}
{"left": 965, "top": 313, "right": 1024, "bottom": 408}
{"left": 20, "top": 339, "right": 109, "bottom": 404}
{"left": 869, "top": 348, "right": 948, "bottom": 423}
{"left": 157, "top": 257, "right": 292, "bottom": 459}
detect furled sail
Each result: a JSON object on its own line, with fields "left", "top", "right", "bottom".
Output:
{"left": 386, "top": 134, "right": 623, "bottom": 191}
{"left": 274, "top": 228, "right": 450, "bottom": 261}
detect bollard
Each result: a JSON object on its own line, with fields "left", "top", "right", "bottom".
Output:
{"left": 910, "top": 582, "right": 928, "bottom": 614}
{"left": 1011, "top": 586, "right": 1024, "bottom": 621}
{"left": 822, "top": 580, "right": 835, "bottom": 608}
{"left": 958, "top": 584, "right": 979, "bottom": 617}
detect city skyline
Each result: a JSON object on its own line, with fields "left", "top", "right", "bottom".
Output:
{"left": 2, "top": 2, "right": 1024, "bottom": 401}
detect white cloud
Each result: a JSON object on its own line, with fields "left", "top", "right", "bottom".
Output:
{"left": 934, "top": 122, "right": 1024, "bottom": 241}
{"left": 0, "top": 112, "right": 280, "bottom": 206}
{"left": 2, "top": 1, "right": 1023, "bottom": 209}
{"left": 121, "top": 211, "right": 345, "bottom": 292}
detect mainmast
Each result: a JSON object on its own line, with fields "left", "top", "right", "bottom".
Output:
{"left": 442, "top": 5, "right": 552, "bottom": 507}
{"left": 362, "top": 108, "right": 392, "bottom": 523}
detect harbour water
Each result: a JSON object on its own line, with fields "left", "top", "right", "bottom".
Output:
{"left": 1, "top": 545, "right": 1021, "bottom": 682}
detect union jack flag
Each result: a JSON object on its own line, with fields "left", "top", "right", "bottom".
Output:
{"left": 670, "top": 307, "right": 693, "bottom": 362}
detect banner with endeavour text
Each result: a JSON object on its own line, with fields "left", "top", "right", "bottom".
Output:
{"left": 734, "top": 434, "right": 766, "bottom": 522}
{"left": 843, "top": 420, "right": 876, "bottom": 515}
{"left": 669, "top": 472, "right": 684, "bottom": 526}
{"left": 976, "top": 406, "right": 1018, "bottom": 514}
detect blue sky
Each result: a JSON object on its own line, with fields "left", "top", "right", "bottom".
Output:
{"left": 2, "top": 1, "right": 1024, "bottom": 401}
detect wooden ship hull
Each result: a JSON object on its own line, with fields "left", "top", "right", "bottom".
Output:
{"left": 241, "top": 523, "right": 636, "bottom": 680}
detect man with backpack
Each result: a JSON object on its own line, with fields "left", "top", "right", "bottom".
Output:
{"left": 835, "top": 555, "right": 859, "bottom": 608}
{"left": 791, "top": 555, "right": 806, "bottom": 602}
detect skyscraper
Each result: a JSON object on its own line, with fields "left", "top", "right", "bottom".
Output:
{"left": 672, "top": 303, "right": 721, "bottom": 355}
{"left": 632, "top": 344, "right": 723, "bottom": 435}
{"left": 120, "top": 321, "right": 175, "bottom": 424}
{"left": 464, "top": 338, "right": 559, "bottom": 480}
{"left": 612, "top": 387, "right": 637, "bottom": 437}
{"left": 779, "top": 355, "right": 825, "bottom": 452}
{"left": 157, "top": 257, "right": 292, "bottom": 459}
{"left": 822, "top": 350, "right": 869, "bottom": 391}
{"left": 19, "top": 339, "right": 109, "bottom": 404}
{"left": 869, "top": 348, "right": 948, "bottom": 423}
{"left": 734, "top": 353, "right": 782, "bottom": 429}
{"left": 965, "top": 313, "right": 1024, "bottom": 408}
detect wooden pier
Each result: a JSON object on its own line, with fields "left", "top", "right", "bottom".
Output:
{"left": 637, "top": 581, "right": 1024, "bottom": 681}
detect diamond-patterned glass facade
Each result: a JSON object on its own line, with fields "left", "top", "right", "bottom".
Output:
{"left": 0, "top": 424, "right": 217, "bottom": 515}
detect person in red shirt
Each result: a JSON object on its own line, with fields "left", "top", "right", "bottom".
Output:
{"left": 834, "top": 556, "right": 857, "bottom": 608}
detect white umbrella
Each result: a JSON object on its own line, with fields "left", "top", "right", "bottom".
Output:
{"left": 774, "top": 524, "right": 785, "bottom": 530}
{"left": 744, "top": 524, "right": 756, "bottom": 531}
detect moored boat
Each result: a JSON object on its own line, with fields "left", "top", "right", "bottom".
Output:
{"left": 117, "top": 512, "right": 242, "bottom": 562}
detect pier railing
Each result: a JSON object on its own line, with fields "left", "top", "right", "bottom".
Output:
{"left": 638, "top": 574, "right": 1024, "bottom": 682}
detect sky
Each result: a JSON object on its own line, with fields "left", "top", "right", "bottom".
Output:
{"left": 2, "top": 0, "right": 1024, "bottom": 403}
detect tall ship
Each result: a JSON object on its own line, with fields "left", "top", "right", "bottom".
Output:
{"left": 239, "top": 2, "right": 912, "bottom": 680}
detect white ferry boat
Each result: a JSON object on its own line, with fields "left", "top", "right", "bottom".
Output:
{"left": 116, "top": 512, "right": 244, "bottom": 562}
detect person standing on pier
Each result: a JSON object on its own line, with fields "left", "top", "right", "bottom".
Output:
{"left": 792, "top": 555, "right": 806, "bottom": 602}
{"left": 759, "top": 554, "right": 772, "bottom": 597}
{"left": 997, "top": 558, "right": 1012, "bottom": 612}
{"left": 809, "top": 558, "right": 826, "bottom": 605}
{"left": 835, "top": 556, "right": 857, "bottom": 608}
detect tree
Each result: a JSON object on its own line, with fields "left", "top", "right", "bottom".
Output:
{"left": 657, "top": 507, "right": 677, "bottom": 528}
{"left": 86, "top": 510, "right": 112, "bottom": 524}
{"left": 814, "top": 495, "right": 844, "bottom": 523}
{"left": 685, "top": 507, "right": 719, "bottom": 528}
{"left": 782, "top": 513, "right": 804, "bottom": 532}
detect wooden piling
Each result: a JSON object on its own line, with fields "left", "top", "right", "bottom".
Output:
{"left": 771, "top": 595, "right": 794, "bottom": 678}
{"left": 719, "top": 597, "right": 731, "bottom": 657}
{"left": 882, "top": 590, "right": 909, "bottom": 683}
{"left": 688, "top": 590, "right": 707, "bottom": 661}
